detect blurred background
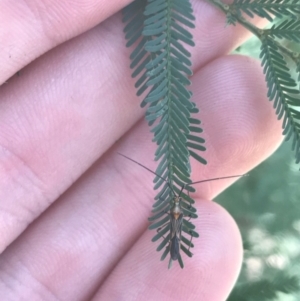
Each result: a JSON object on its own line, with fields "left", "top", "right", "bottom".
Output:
{"left": 219, "top": 30, "right": 300, "bottom": 301}
{"left": 218, "top": 141, "right": 300, "bottom": 301}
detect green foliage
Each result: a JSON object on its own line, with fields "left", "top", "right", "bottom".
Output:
{"left": 228, "top": 274, "right": 300, "bottom": 301}
{"left": 123, "top": 0, "right": 206, "bottom": 266}
{"left": 267, "top": 19, "right": 300, "bottom": 43}
{"left": 122, "top": 0, "right": 300, "bottom": 283}
{"left": 209, "top": 0, "right": 300, "bottom": 165}
{"left": 217, "top": 141, "right": 300, "bottom": 301}
{"left": 296, "top": 56, "right": 300, "bottom": 81}
{"left": 231, "top": 0, "right": 300, "bottom": 22}
{"left": 226, "top": 12, "right": 239, "bottom": 26}
{"left": 260, "top": 37, "right": 300, "bottom": 163}
{"left": 220, "top": 40, "right": 300, "bottom": 301}
{"left": 210, "top": 1, "right": 300, "bottom": 295}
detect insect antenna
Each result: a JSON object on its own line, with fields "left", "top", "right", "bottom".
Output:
{"left": 118, "top": 152, "right": 176, "bottom": 196}
{"left": 177, "top": 174, "right": 248, "bottom": 201}
{"left": 119, "top": 152, "right": 248, "bottom": 197}
{"left": 186, "top": 174, "right": 248, "bottom": 188}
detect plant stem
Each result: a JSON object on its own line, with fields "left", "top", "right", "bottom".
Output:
{"left": 206, "top": 0, "right": 299, "bottom": 64}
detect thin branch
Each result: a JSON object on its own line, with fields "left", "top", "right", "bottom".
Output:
{"left": 206, "top": 0, "right": 299, "bottom": 64}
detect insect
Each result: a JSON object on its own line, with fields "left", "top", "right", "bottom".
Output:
{"left": 168, "top": 194, "right": 189, "bottom": 268}
{"left": 118, "top": 152, "right": 246, "bottom": 268}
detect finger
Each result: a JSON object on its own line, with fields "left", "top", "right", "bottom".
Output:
{"left": 0, "top": 0, "right": 132, "bottom": 84}
{"left": 0, "top": 0, "right": 266, "bottom": 85}
{"left": 92, "top": 200, "right": 242, "bottom": 301}
{"left": 0, "top": 15, "right": 141, "bottom": 253}
{"left": 0, "top": 55, "right": 282, "bottom": 300}
{"left": 0, "top": 3, "right": 269, "bottom": 253}
{"left": 190, "top": 55, "right": 283, "bottom": 200}
{"left": 191, "top": 1, "right": 268, "bottom": 68}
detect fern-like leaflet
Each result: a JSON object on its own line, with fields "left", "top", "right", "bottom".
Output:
{"left": 211, "top": 0, "right": 300, "bottom": 165}
{"left": 260, "top": 37, "right": 300, "bottom": 162}
{"left": 231, "top": 0, "right": 300, "bottom": 21}
{"left": 296, "top": 57, "right": 300, "bottom": 81}
{"left": 267, "top": 19, "right": 300, "bottom": 43}
{"left": 123, "top": 0, "right": 206, "bottom": 267}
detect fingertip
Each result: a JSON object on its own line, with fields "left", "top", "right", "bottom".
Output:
{"left": 191, "top": 199, "right": 243, "bottom": 299}
{"left": 92, "top": 198, "right": 243, "bottom": 301}
{"left": 190, "top": 54, "right": 283, "bottom": 198}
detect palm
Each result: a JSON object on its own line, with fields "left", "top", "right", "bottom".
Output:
{"left": 0, "top": 1, "right": 282, "bottom": 300}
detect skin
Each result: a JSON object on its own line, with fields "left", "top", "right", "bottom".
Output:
{"left": 0, "top": 0, "right": 283, "bottom": 300}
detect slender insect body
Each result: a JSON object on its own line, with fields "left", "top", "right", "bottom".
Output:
{"left": 169, "top": 197, "right": 184, "bottom": 261}
{"left": 167, "top": 195, "right": 194, "bottom": 268}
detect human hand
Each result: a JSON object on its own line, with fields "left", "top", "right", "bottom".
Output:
{"left": 0, "top": 1, "right": 283, "bottom": 300}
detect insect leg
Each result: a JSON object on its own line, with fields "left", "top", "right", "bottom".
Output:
{"left": 187, "top": 234, "right": 193, "bottom": 252}
{"left": 156, "top": 222, "right": 169, "bottom": 240}
{"left": 168, "top": 257, "right": 173, "bottom": 269}
{"left": 149, "top": 206, "right": 170, "bottom": 222}
{"left": 161, "top": 245, "right": 170, "bottom": 261}
{"left": 185, "top": 215, "right": 192, "bottom": 222}
{"left": 187, "top": 188, "right": 192, "bottom": 209}
{"left": 178, "top": 253, "right": 184, "bottom": 269}
{"left": 149, "top": 215, "right": 170, "bottom": 230}
{"left": 157, "top": 233, "right": 171, "bottom": 252}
